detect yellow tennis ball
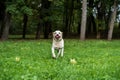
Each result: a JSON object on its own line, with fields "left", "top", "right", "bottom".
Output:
{"left": 70, "top": 59, "right": 77, "bottom": 64}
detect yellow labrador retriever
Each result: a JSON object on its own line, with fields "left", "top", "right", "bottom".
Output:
{"left": 52, "top": 30, "right": 64, "bottom": 58}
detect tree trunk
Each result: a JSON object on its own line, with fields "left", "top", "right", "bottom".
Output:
{"left": 63, "top": 0, "right": 69, "bottom": 37}
{"left": 0, "top": 1, "right": 6, "bottom": 38}
{"left": 0, "top": 21, "right": 3, "bottom": 38}
{"left": 44, "top": 22, "right": 51, "bottom": 39}
{"left": 63, "top": 0, "right": 74, "bottom": 37}
{"left": 107, "top": 0, "right": 117, "bottom": 40}
{"left": 44, "top": 25, "right": 49, "bottom": 39}
{"left": 87, "top": 15, "right": 97, "bottom": 38}
{"left": 80, "top": 0, "right": 87, "bottom": 40}
{"left": 119, "top": 22, "right": 120, "bottom": 29}
{"left": 91, "top": 15, "right": 97, "bottom": 33}
{"left": 36, "top": 23, "right": 41, "bottom": 39}
{"left": 0, "top": 21, "right": 1, "bottom": 33}
{"left": 86, "top": 0, "right": 97, "bottom": 38}
{"left": 105, "top": 8, "right": 111, "bottom": 31}
{"left": 87, "top": 16, "right": 92, "bottom": 34}
{"left": 77, "top": 22, "right": 81, "bottom": 34}
{"left": 96, "top": 1, "right": 106, "bottom": 39}
{"left": 1, "top": 12, "right": 11, "bottom": 40}
{"left": 22, "top": 14, "right": 28, "bottom": 39}
{"left": 68, "top": 0, "right": 74, "bottom": 34}
{"left": 41, "top": 0, "right": 51, "bottom": 39}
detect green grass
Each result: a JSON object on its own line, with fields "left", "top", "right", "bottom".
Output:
{"left": 0, "top": 40, "right": 120, "bottom": 80}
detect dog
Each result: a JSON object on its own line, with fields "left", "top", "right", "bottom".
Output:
{"left": 51, "top": 30, "right": 64, "bottom": 58}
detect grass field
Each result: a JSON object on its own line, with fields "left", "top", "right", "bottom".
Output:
{"left": 0, "top": 39, "right": 120, "bottom": 80}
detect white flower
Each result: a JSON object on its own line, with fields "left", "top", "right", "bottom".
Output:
{"left": 38, "top": 3, "right": 42, "bottom": 8}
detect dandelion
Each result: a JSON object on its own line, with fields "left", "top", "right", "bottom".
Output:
{"left": 15, "top": 57, "right": 20, "bottom": 62}
{"left": 70, "top": 58, "right": 77, "bottom": 64}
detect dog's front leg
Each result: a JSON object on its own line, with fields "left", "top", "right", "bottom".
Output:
{"left": 61, "top": 48, "right": 64, "bottom": 57}
{"left": 52, "top": 47, "right": 56, "bottom": 58}
{"left": 57, "top": 49, "right": 61, "bottom": 58}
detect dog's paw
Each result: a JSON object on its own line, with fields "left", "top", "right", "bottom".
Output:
{"left": 52, "top": 56, "right": 56, "bottom": 59}
{"left": 60, "top": 55, "right": 64, "bottom": 58}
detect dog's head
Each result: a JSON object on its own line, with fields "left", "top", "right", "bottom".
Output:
{"left": 53, "top": 30, "right": 63, "bottom": 41}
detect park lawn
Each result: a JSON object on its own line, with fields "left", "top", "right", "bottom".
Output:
{"left": 0, "top": 39, "right": 120, "bottom": 80}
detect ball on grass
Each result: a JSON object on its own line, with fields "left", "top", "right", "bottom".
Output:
{"left": 70, "top": 58, "right": 77, "bottom": 64}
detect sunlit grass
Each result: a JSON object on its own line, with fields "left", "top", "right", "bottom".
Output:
{"left": 0, "top": 40, "right": 120, "bottom": 80}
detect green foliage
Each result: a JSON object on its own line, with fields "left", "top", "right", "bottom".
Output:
{"left": 21, "top": 6, "right": 33, "bottom": 15}
{"left": 0, "top": 40, "right": 120, "bottom": 79}
{"left": 49, "top": 0, "right": 64, "bottom": 30}
{"left": 10, "top": 16, "right": 23, "bottom": 34}
{"left": 6, "top": 0, "right": 33, "bottom": 15}
{"left": 6, "top": 4, "right": 19, "bottom": 14}
{"left": 3, "top": 0, "right": 120, "bottom": 36}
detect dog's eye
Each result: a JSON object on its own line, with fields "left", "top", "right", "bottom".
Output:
{"left": 59, "top": 32, "right": 61, "bottom": 34}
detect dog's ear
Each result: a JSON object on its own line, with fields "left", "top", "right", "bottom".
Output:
{"left": 52, "top": 32, "right": 54, "bottom": 36}
{"left": 53, "top": 32, "right": 56, "bottom": 34}
{"left": 52, "top": 32, "right": 56, "bottom": 36}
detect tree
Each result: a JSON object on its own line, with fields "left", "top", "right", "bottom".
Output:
{"left": 80, "top": 0, "right": 87, "bottom": 40}
{"left": 63, "top": 0, "right": 74, "bottom": 37}
{"left": 22, "top": 0, "right": 33, "bottom": 39}
{"left": 36, "top": 22, "right": 42, "bottom": 39}
{"left": 22, "top": 13, "right": 28, "bottom": 39}
{"left": 40, "top": 0, "right": 52, "bottom": 39}
{"left": 95, "top": 0, "right": 106, "bottom": 39}
{"left": 35, "top": 7, "right": 42, "bottom": 39}
{"left": 0, "top": 0, "right": 33, "bottom": 40}
{"left": 0, "top": 0, "right": 11, "bottom": 40}
{"left": 87, "top": 0, "right": 96, "bottom": 36}
{"left": 0, "top": 0, "right": 6, "bottom": 38}
{"left": 1, "top": 12, "right": 11, "bottom": 40}
{"left": 108, "top": 0, "right": 117, "bottom": 40}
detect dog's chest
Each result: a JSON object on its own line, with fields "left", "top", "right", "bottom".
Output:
{"left": 53, "top": 40, "right": 64, "bottom": 48}
{"left": 55, "top": 42, "right": 61, "bottom": 47}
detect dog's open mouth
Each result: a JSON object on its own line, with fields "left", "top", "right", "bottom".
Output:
{"left": 55, "top": 35, "right": 60, "bottom": 39}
